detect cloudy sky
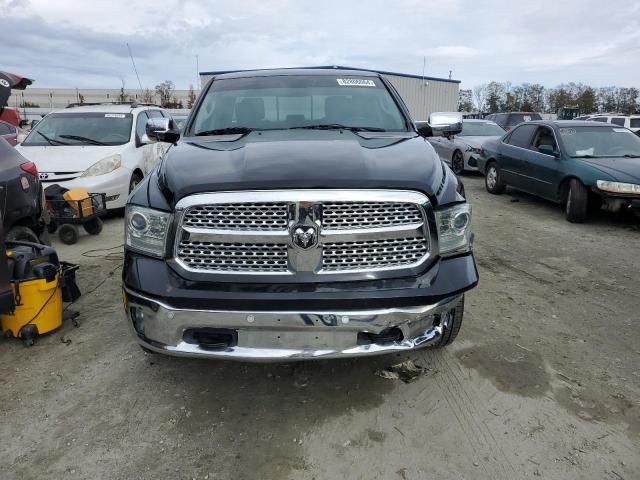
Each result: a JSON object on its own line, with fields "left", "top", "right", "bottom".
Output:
{"left": 2, "top": 0, "right": 639, "bottom": 90}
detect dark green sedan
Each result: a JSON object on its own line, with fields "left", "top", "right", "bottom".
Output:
{"left": 477, "top": 120, "right": 640, "bottom": 222}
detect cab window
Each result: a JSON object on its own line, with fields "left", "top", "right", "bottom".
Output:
{"left": 530, "top": 127, "right": 557, "bottom": 154}
{"left": 136, "top": 111, "right": 149, "bottom": 144}
{"left": 504, "top": 124, "right": 537, "bottom": 148}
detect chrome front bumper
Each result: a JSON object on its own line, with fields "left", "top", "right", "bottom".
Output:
{"left": 123, "top": 288, "right": 463, "bottom": 362}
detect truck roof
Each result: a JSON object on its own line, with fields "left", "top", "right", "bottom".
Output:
{"left": 212, "top": 68, "right": 381, "bottom": 80}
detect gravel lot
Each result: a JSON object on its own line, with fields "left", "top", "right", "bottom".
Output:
{"left": 1, "top": 175, "right": 638, "bottom": 480}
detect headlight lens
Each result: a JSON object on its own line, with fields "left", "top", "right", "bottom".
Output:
{"left": 80, "top": 154, "right": 122, "bottom": 177}
{"left": 435, "top": 203, "right": 472, "bottom": 254}
{"left": 467, "top": 146, "right": 482, "bottom": 154}
{"left": 125, "top": 205, "right": 171, "bottom": 258}
{"left": 596, "top": 180, "right": 640, "bottom": 195}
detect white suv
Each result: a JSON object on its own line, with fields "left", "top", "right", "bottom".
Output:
{"left": 588, "top": 114, "right": 640, "bottom": 134}
{"left": 17, "top": 103, "right": 172, "bottom": 209}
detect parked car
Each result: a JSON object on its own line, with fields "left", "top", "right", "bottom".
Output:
{"left": 485, "top": 112, "right": 542, "bottom": 132}
{"left": 123, "top": 68, "right": 478, "bottom": 360}
{"left": 0, "top": 120, "right": 26, "bottom": 146}
{"left": 16, "top": 102, "right": 171, "bottom": 210}
{"left": 587, "top": 114, "right": 640, "bottom": 135}
{"left": 428, "top": 118, "right": 504, "bottom": 174}
{"left": 0, "top": 137, "right": 47, "bottom": 243}
{"left": 477, "top": 120, "right": 640, "bottom": 222}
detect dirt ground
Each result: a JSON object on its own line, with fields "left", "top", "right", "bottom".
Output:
{"left": 1, "top": 175, "right": 639, "bottom": 480}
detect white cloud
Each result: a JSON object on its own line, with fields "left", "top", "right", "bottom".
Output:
{"left": 1, "top": 0, "right": 639, "bottom": 89}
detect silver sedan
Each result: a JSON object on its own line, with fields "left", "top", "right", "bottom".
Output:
{"left": 428, "top": 119, "right": 504, "bottom": 174}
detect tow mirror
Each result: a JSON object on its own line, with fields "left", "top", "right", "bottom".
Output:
{"left": 428, "top": 112, "right": 463, "bottom": 137}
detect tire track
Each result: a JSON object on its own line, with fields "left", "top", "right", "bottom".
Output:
{"left": 424, "top": 349, "right": 518, "bottom": 479}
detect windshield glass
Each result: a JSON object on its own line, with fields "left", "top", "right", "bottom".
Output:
{"left": 559, "top": 126, "right": 640, "bottom": 157}
{"left": 460, "top": 121, "right": 504, "bottom": 136}
{"left": 22, "top": 112, "right": 133, "bottom": 146}
{"left": 189, "top": 75, "right": 408, "bottom": 134}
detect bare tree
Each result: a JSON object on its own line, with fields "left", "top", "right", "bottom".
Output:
{"left": 140, "top": 88, "right": 155, "bottom": 104}
{"left": 155, "top": 80, "right": 176, "bottom": 107}
{"left": 473, "top": 84, "right": 487, "bottom": 112}
{"left": 187, "top": 84, "right": 197, "bottom": 109}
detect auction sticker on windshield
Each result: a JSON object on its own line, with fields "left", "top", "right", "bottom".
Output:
{"left": 336, "top": 79, "right": 376, "bottom": 87}
{"left": 105, "top": 114, "right": 126, "bottom": 118}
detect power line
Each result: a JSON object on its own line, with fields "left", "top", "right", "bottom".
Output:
{"left": 126, "top": 43, "right": 144, "bottom": 92}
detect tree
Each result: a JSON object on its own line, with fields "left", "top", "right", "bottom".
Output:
{"left": 187, "top": 84, "right": 196, "bottom": 109}
{"left": 458, "top": 89, "right": 474, "bottom": 112}
{"left": 473, "top": 84, "right": 487, "bottom": 112}
{"left": 485, "top": 81, "right": 507, "bottom": 113}
{"left": 141, "top": 88, "right": 155, "bottom": 104}
{"left": 155, "top": 80, "right": 175, "bottom": 107}
{"left": 117, "top": 82, "right": 129, "bottom": 103}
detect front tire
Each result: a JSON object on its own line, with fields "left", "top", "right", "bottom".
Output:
{"left": 430, "top": 296, "right": 465, "bottom": 349}
{"left": 565, "top": 179, "right": 588, "bottom": 223}
{"left": 451, "top": 150, "right": 465, "bottom": 175}
{"left": 485, "top": 162, "right": 506, "bottom": 194}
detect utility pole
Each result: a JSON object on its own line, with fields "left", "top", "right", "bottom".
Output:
{"left": 196, "top": 55, "right": 200, "bottom": 90}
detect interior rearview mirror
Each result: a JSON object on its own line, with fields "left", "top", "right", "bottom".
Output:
{"left": 428, "top": 112, "right": 463, "bottom": 137}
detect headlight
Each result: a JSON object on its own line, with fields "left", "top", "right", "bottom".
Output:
{"left": 125, "top": 205, "right": 171, "bottom": 258}
{"left": 80, "top": 154, "right": 122, "bottom": 177}
{"left": 435, "top": 203, "right": 472, "bottom": 255}
{"left": 596, "top": 180, "right": 640, "bottom": 195}
{"left": 466, "top": 146, "right": 482, "bottom": 154}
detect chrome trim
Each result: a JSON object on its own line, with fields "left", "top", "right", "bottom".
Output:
{"left": 171, "top": 189, "right": 435, "bottom": 281}
{"left": 124, "top": 287, "right": 462, "bottom": 362}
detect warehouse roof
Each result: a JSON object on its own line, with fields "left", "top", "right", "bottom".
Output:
{"left": 199, "top": 65, "right": 461, "bottom": 84}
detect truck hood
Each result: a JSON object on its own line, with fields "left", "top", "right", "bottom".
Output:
{"left": 581, "top": 157, "right": 640, "bottom": 183}
{"left": 15, "top": 144, "right": 123, "bottom": 173}
{"left": 159, "top": 130, "right": 445, "bottom": 205}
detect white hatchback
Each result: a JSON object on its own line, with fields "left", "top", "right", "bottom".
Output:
{"left": 16, "top": 103, "right": 171, "bottom": 209}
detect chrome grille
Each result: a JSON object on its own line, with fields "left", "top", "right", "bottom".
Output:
{"left": 183, "top": 203, "right": 288, "bottom": 230}
{"left": 323, "top": 237, "right": 428, "bottom": 271}
{"left": 322, "top": 202, "right": 422, "bottom": 229}
{"left": 177, "top": 240, "right": 288, "bottom": 272}
{"left": 174, "top": 190, "right": 432, "bottom": 278}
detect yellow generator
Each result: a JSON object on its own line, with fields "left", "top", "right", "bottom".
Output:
{"left": 0, "top": 242, "right": 79, "bottom": 347}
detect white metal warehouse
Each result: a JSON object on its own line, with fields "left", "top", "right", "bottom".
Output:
{"left": 199, "top": 66, "right": 460, "bottom": 121}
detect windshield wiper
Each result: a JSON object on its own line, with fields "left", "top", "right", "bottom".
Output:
{"left": 621, "top": 154, "right": 640, "bottom": 158}
{"left": 572, "top": 154, "right": 597, "bottom": 158}
{"left": 194, "top": 127, "right": 255, "bottom": 136}
{"left": 34, "top": 131, "right": 69, "bottom": 145}
{"left": 58, "top": 134, "right": 107, "bottom": 146}
{"left": 288, "top": 124, "right": 387, "bottom": 132}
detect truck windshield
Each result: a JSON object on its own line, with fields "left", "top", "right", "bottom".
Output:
{"left": 559, "top": 126, "right": 640, "bottom": 158}
{"left": 189, "top": 75, "right": 408, "bottom": 135}
{"left": 22, "top": 112, "right": 133, "bottom": 146}
{"left": 459, "top": 122, "right": 505, "bottom": 136}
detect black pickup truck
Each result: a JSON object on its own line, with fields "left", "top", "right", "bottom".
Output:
{"left": 122, "top": 68, "right": 478, "bottom": 361}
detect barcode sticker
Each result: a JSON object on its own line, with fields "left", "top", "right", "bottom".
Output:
{"left": 105, "top": 113, "right": 126, "bottom": 118}
{"left": 337, "top": 78, "right": 376, "bottom": 87}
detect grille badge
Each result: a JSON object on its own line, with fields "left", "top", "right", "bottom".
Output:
{"left": 292, "top": 224, "right": 318, "bottom": 250}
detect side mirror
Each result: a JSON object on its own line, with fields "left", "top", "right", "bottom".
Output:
{"left": 415, "top": 121, "right": 433, "bottom": 137}
{"left": 538, "top": 144, "right": 559, "bottom": 157}
{"left": 428, "top": 112, "right": 463, "bottom": 137}
{"left": 145, "top": 117, "right": 181, "bottom": 144}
